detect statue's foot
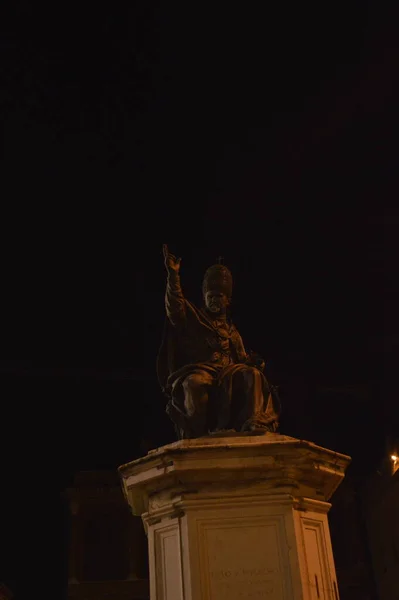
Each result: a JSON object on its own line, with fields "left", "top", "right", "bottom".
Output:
{"left": 208, "top": 428, "right": 236, "bottom": 437}
{"left": 246, "top": 428, "right": 271, "bottom": 436}
{"left": 241, "top": 422, "right": 273, "bottom": 435}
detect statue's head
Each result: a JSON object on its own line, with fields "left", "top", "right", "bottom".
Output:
{"left": 202, "top": 264, "right": 233, "bottom": 315}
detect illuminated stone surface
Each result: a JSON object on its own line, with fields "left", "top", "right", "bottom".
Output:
{"left": 119, "top": 432, "right": 350, "bottom": 600}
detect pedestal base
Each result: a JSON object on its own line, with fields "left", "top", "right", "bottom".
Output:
{"left": 119, "top": 432, "right": 350, "bottom": 600}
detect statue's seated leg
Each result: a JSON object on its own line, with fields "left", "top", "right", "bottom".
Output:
{"left": 231, "top": 366, "right": 276, "bottom": 432}
{"left": 182, "top": 370, "right": 214, "bottom": 438}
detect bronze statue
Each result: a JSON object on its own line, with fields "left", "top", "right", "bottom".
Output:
{"left": 157, "top": 245, "right": 281, "bottom": 439}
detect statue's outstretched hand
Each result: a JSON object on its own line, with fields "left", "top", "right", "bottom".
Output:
{"left": 163, "top": 244, "right": 181, "bottom": 273}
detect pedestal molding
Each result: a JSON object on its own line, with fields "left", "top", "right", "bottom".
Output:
{"left": 119, "top": 434, "right": 350, "bottom": 600}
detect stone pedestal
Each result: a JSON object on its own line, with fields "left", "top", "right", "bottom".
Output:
{"left": 118, "top": 432, "right": 350, "bottom": 600}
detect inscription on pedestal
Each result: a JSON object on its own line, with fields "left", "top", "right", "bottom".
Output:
{"left": 199, "top": 517, "right": 287, "bottom": 600}
{"left": 210, "top": 567, "right": 279, "bottom": 598}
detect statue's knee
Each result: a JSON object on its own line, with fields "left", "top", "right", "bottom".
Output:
{"left": 243, "top": 365, "right": 258, "bottom": 378}
{"left": 183, "top": 373, "right": 206, "bottom": 391}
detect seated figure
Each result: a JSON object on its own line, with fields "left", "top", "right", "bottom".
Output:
{"left": 157, "top": 245, "right": 281, "bottom": 439}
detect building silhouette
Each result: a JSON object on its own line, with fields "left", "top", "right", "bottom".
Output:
{"left": 0, "top": 583, "right": 13, "bottom": 600}
{"left": 362, "top": 438, "right": 399, "bottom": 600}
{"left": 66, "top": 471, "right": 149, "bottom": 600}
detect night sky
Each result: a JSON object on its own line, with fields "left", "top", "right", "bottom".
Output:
{"left": 1, "top": 2, "right": 398, "bottom": 598}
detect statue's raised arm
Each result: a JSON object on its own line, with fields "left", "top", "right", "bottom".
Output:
{"left": 163, "top": 244, "right": 181, "bottom": 274}
{"left": 163, "top": 244, "right": 186, "bottom": 325}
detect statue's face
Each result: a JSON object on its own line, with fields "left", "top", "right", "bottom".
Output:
{"left": 205, "top": 290, "right": 229, "bottom": 314}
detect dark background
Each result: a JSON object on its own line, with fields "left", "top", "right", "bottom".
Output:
{"left": 1, "top": 2, "right": 398, "bottom": 598}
